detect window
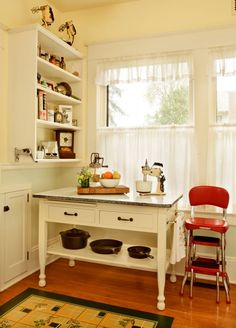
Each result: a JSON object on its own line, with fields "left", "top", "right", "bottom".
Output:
{"left": 107, "top": 78, "right": 191, "bottom": 127}
{"left": 213, "top": 49, "right": 236, "bottom": 124}
{"left": 214, "top": 55, "right": 236, "bottom": 123}
{"left": 207, "top": 47, "right": 236, "bottom": 212}
{"left": 216, "top": 75, "right": 236, "bottom": 123}
{"left": 95, "top": 52, "right": 195, "bottom": 207}
{"left": 89, "top": 29, "right": 236, "bottom": 212}
{"left": 97, "top": 54, "right": 193, "bottom": 128}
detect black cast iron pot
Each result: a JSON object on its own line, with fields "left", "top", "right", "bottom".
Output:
{"left": 60, "top": 228, "right": 90, "bottom": 249}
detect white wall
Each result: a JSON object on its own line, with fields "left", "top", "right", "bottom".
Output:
{"left": 0, "top": 26, "right": 8, "bottom": 162}
{"left": 61, "top": 0, "right": 236, "bottom": 45}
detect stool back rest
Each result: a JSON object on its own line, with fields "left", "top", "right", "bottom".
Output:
{"left": 189, "top": 185, "right": 229, "bottom": 218}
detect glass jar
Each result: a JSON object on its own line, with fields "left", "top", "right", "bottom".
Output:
{"left": 80, "top": 178, "right": 90, "bottom": 188}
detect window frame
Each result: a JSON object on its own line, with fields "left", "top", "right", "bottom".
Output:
{"left": 105, "top": 77, "right": 194, "bottom": 128}
{"left": 88, "top": 26, "right": 236, "bottom": 211}
{"left": 210, "top": 48, "right": 236, "bottom": 126}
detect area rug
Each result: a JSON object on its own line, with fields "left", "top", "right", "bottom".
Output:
{"left": 0, "top": 288, "right": 173, "bottom": 328}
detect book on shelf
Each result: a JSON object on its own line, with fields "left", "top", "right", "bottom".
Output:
{"left": 37, "top": 90, "right": 47, "bottom": 120}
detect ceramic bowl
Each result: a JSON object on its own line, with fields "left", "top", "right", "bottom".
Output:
{"left": 100, "top": 179, "right": 120, "bottom": 188}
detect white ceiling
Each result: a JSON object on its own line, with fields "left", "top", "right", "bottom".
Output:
{"left": 49, "top": 0, "right": 139, "bottom": 12}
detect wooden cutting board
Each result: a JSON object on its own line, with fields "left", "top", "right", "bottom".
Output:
{"left": 77, "top": 185, "right": 130, "bottom": 194}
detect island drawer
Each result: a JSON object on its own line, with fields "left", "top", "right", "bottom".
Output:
{"left": 99, "top": 210, "right": 156, "bottom": 231}
{"left": 47, "top": 204, "right": 96, "bottom": 224}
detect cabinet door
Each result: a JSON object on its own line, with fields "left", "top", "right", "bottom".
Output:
{"left": 3, "top": 190, "right": 29, "bottom": 283}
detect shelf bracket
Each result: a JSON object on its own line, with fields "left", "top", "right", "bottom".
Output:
{"left": 15, "top": 147, "right": 35, "bottom": 162}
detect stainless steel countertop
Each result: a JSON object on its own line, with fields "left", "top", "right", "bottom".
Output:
{"left": 33, "top": 187, "right": 183, "bottom": 208}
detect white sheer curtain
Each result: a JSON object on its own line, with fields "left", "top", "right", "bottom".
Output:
{"left": 97, "top": 126, "right": 196, "bottom": 206}
{"left": 95, "top": 52, "right": 196, "bottom": 207}
{"left": 208, "top": 127, "right": 236, "bottom": 212}
{"left": 207, "top": 47, "right": 236, "bottom": 212}
{"left": 96, "top": 52, "right": 193, "bottom": 85}
{"left": 211, "top": 46, "right": 236, "bottom": 77}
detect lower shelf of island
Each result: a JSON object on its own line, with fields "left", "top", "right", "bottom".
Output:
{"left": 47, "top": 242, "right": 171, "bottom": 272}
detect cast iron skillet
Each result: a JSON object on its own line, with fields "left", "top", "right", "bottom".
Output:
{"left": 90, "top": 239, "right": 122, "bottom": 254}
{"left": 127, "top": 246, "right": 154, "bottom": 259}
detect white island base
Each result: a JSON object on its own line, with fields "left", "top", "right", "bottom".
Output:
{"left": 34, "top": 187, "right": 183, "bottom": 311}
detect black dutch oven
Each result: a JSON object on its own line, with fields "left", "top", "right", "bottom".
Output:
{"left": 90, "top": 239, "right": 123, "bottom": 254}
{"left": 127, "top": 246, "right": 154, "bottom": 259}
{"left": 60, "top": 228, "right": 90, "bottom": 249}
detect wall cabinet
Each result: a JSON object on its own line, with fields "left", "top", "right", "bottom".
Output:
{"left": 0, "top": 185, "right": 31, "bottom": 291}
{"left": 8, "top": 24, "right": 83, "bottom": 163}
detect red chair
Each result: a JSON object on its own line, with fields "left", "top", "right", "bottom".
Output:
{"left": 180, "top": 185, "right": 230, "bottom": 303}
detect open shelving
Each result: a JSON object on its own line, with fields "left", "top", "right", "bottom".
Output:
{"left": 47, "top": 241, "right": 161, "bottom": 272}
{"left": 8, "top": 24, "right": 83, "bottom": 163}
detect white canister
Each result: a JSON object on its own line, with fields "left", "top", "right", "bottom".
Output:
{"left": 136, "top": 180, "right": 152, "bottom": 193}
{"left": 47, "top": 109, "right": 55, "bottom": 122}
{"left": 36, "top": 150, "right": 44, "bottom": 159}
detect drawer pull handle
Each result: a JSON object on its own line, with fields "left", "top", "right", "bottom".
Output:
{"left": 117, "top": 216, "right": 133, "bottom": 222}
{"left": 3, "top": 205, "right": 10, "bottom": 212}
{"left": 64, "top": 211, "right": 78, "bottom": 216}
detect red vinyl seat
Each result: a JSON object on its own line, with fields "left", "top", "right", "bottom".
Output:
{"left": 180, "top": 185, "right": 230, "bottom": 303}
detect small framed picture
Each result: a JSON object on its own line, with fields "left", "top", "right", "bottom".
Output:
{"left": 54, "top": 110, "right": 63, "bottom": 123}
{"left": 59, "top": 105, "right": 73, "bottom": 126}
{"left": 41, "top": 141, "right": 59, "bottom": 159}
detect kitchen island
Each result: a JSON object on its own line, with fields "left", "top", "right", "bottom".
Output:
{"left": 33, "top": 187, "right": 183, "bottom": 310}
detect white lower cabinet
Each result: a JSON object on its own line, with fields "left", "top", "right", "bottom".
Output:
{"left": 0, "top": 186, "right": 31, "bottom": 291}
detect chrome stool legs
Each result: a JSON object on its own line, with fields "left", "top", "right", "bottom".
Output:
{"left": 223, "top": 274, "right": 231, "bottom": 304}
{"left": 216, "top": 272, "right": 220, "bottom": 303}
{"left": 180, "top": 231, "right": 231, "bottom": 303}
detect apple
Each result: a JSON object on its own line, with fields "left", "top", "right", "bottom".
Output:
{"left": 113, "top": 171, "right": 121, "bottom": 179}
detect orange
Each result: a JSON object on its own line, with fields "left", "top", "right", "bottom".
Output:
{"left": 102, "top": 171, "right": 113, "bottom": 179}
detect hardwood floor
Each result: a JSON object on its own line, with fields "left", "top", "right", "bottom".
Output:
{"left": 0, "top": 259, "right": 235, "bottom": 327}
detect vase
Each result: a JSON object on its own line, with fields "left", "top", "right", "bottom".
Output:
{"left": 80, "top": 178, "right": 90, "bottom": 188}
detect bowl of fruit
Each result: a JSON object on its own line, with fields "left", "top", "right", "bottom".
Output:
{"left": 100, "top": 171, "right": 121, "bottom": 188}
